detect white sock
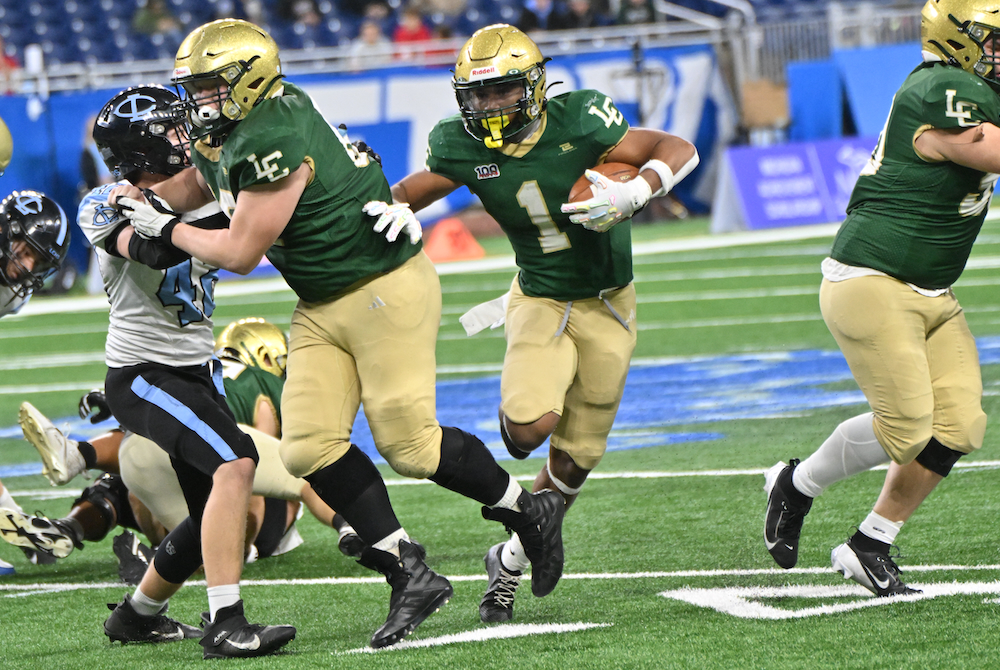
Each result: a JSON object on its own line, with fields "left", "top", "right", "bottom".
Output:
{"left": 131, "top": 588, "right": 169, "bottom": 617}
{"left": 490, "top": 477, "right": 523, "bottom": 512}
{"left": 372, "top": 528, "right": 410, "bottom": 556}
{"left": 793, "top": 412, "right": 889, "bottom": 498}
{"left": 0, "top": 487, "right": 23, "bottom": 514}
{"left": 858, "top": 511, "right": 902, "bottom": 546}
{"left": 502, "top": 535, "right": 530, "bottom": 573}
{"left": 207, "top": 584, "right": 242, "bottom": 622}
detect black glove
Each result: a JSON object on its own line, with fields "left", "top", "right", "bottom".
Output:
{"left": 352, "top": 140, "right": 382, "bottom": 167}
{"left": 79, "top": 389, "right": 113, "bottom": 424}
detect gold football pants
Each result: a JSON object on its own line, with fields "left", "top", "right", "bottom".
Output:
{"left": 279, "top": 251, "right": 443, "bottom": 479}
{"left": 501, "top": 278, "right": 637, "bottom": 470}
{"left": 820, "top": 276, "right": 985, "bottom": 464}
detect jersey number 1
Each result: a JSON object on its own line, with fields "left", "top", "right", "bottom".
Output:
{"left": 517, "top": 181, "right": 571, "bottom": 253}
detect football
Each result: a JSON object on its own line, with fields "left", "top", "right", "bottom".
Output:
{"left": 568, "top": 162, "right": 641, "bottom": 202}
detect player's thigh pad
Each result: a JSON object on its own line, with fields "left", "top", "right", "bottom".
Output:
{"left": 500, "top": 278, "right": 578, "bottom": 424}
{"left": 118, "top": 433, "right": 189, "bottom": 532}
{"left": 926, "top": 310, "right": 986, "bottom": 453}
{"left": 552, "top": 284, "right": 637, "bottom": 470}
{"left": 820, "top": 276, "right": 965, "bottom": 463}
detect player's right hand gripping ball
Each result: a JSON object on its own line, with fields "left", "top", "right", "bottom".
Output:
{"left": 561, "top": 163, "right": 648, "bottom": 233}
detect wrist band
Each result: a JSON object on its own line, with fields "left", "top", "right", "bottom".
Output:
{"left": 640, "top": 159, "right": 675, "bottom": 198}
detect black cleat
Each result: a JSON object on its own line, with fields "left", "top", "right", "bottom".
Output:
{"left": 763, "top": 459, "right": 813, "bottom": 569}
{"left": 199, "top": 600, "right": 296, "bottom": 659}
{"left": 104, "top": 594, "right": 202, "bottom": 643}
{"left": 480, "top": 542, "right": 521, "bottom": 623}
{"left": 482, "top": 489, "right": 565, "bottom": 597}
{"left": 831, "top": 538, "right": 922, "bottom": 597}
{"left": 112, "top": 531, "right": 155, "bottom": 586}
{"left": 360, "top": 540, "right": 453, "bottom": 649}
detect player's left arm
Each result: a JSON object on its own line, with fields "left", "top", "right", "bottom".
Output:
{"left": 253, "top": 395, "right": 280, "bottom": 438}
{"left": 169, "top": 162, "right": 311, "bottom": 274}
{"left": 391, "top": 170, "right": 462, "bottom": 213}
{"left": 914, "top": 121, "right": 1000, "bottom": 172}
{"left": 604, "top": 128, "right": 700, "bottom": 197}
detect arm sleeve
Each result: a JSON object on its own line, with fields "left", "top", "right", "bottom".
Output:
{"left": 126, "top": 234, "right": 192, "bottom": 270}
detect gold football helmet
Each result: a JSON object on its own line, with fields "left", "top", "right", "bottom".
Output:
{"left": 922, "top": 0, "right": 1000, "bottom": 86}
{"left": 452, "top": 24, "right": 548, "bottom": 148}
{"left": 216, "top": 317, "right": 288, "bottom": 378}
{"left": 0, "top": 115, "right": 12, "bottom": 176}
{"left": 172, "top": 19, "right": 283, "bottom": 139}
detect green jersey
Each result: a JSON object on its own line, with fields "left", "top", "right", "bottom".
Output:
{"left": 426, "top": 90, "right": 632, "bottom": 301}
{"left": 191, "top": 81, "right": 420, "bottom": 303}
{"left": 834, "top": 62, "right": 1000, "bottom": 289}
{"left": 221, "top": 358, "right": 284, "bottom": 430}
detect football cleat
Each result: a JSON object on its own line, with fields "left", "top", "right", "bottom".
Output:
{"left": 831, "top": 538, "right": 922, "bottom": 597}
{"left": 0, "top": 509, "right": 78, "bottom": 559}
{"left": 763, "top": 459, "right": 813, "bottom": 569}
{"left": 199, "top": 600, "right": 296, "bottom": 659}
{"left": 0, "top": 556, "right": 13, "bottom": 576}
{"left": 359, "top": 540, "right": 453, "bottom": 649}
{"left": 19, "top": 401, "right": 88, "bottom": 486}
{"left": 104, "top": 594, "right": 202, "bottom": 643}
{"left": 482, "top": 489, "right": 565, "bottom": 597}
{"left": 113, "top": 530, "right": 155, "bottom": 586}
{"left": 480, "top": 542, "right": 521, "bottom": 623}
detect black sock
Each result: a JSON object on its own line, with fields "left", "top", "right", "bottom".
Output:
{"left": 429, "top": 426, "right": 510, "bottom": 505}
{"left": 304, "top": 445, "right": 402, "bottom": 544}
{"left": 851, "top": 529, "right": 890, "bottom": 553}
{"left": 77, "top": 441, "right": 97, "bottom": 470}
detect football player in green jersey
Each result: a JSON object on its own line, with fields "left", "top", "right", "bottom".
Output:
{"left": 391, "top": 24, "right": 699, "bottom": 622}
{"left": 110, "top": 18, "right": 568, "bottom": 649}
{"left": 764, "top": 0, "right": 1000, "bottom": 596}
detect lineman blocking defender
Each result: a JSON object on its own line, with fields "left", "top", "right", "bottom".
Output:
{"left": 111, "top": 18, "right": 566, "bottom": 648}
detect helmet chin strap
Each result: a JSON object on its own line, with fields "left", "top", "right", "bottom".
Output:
{"left": 193, "top": 105, "right": 220, "bottom": 128}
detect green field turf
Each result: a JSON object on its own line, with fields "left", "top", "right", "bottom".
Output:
{"left": 1, "top": 216, "right": 999, "bottom": 669}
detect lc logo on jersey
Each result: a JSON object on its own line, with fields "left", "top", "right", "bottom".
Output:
{"left": 475, "top": 164, "right": 501, "bottom": 180}
{"left": 945, "top": 89, "right": 978, "bottom": 127}
{"left": 248, "top": 151, "right": 290, "bottom": 183}
{"left": 113, "top": 94, "right": 159, "bottom": 122}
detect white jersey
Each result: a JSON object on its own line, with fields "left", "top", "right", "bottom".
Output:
{"left": 0, "top": 284, "right": 28, "bottom": 318}
{"left": 78, "top": 182, "right": 221, "bottom": 368}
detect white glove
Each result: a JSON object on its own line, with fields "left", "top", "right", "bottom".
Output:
{"left": 115, "top": 190, "right": 181, "bottom": 241}
{"left": 560, "top": 170, "right": 652, "bottom": 233}
{"left": 364, "top": 201, "right": 422, "bottom": 244}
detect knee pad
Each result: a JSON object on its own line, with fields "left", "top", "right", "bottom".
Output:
{"left": 915, "top": 437, "right": 964, "bottom": 477}
{"left": 72, "top": 473, "right": 138, "bottom": 540}
{"left": 153, "top": 516, "right": 203, "bottom": 584}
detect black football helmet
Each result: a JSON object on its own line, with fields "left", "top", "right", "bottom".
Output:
{"left": 0, "top": 191, "right": 70, "bottom": 298}
{"left": 92, "top": 84, "right": 190, "bottom": 181}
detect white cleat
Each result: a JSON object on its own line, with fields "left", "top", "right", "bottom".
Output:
{"left": 19, "top": 401, "right": 87, "bottom": 486}
{"left": 0, "top": 508, "right": 76, "bottom": 559}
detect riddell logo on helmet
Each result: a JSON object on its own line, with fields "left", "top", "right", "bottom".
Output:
{"left": 173, "top": 66, "right": 192, "bottom": 78}
{"left": 471, "top": 66, "right": 498, "bottom": 80}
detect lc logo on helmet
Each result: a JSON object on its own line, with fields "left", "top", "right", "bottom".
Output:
{"left": 114, "top": 94, "right": 159, "bottom": 122}
{"left": 13, "top": 193, "right": 43, "bottom": 216}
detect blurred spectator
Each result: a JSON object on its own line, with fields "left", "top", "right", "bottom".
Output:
{"left": 341, "top": 0, "right": 392, "bottom": 20}
{"left": 349, "top": 19, "right": 392, "bottom": 71}
{"left": 132, "top": 0, "right": 183, "bottom": 37}
{"left": 551, "top": 0, "right": 607, "bottom": 29}
{"left": 0, "top": 36, "right": 20, "bottom": 95}
{"left": 518, "top": 0, "right": 560, "bottom": 32}
{"left": 279, "top": 0, "right": 323, "bottom": 26}
{"left": 394, "top": 7, "right": 433, "bottom": 43}
{"left": 213, "top": 0, "right": 266, "bottom": 23}
{"left": 617, "top": 0, "right": 659, "bottom": 24}
{"left": 408, "top": 0, "right": 467, "bottom": 18}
